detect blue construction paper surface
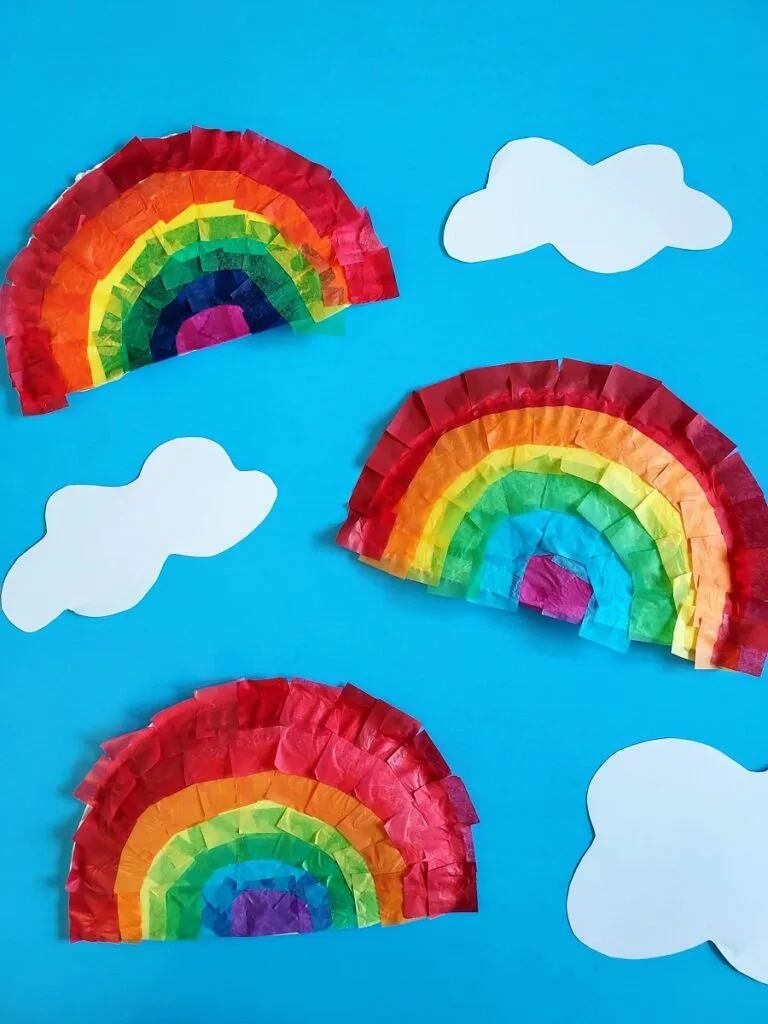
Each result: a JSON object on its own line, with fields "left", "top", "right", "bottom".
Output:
{"left": 1, "top": 0, "right": 768, "bottom": 1021}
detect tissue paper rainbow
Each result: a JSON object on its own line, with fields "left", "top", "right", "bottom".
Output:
{"left": 1, "top": 128, "right": 397, "bottom": 414}
{"left": 337, "top": 359, "right": 768, "bottom": 674}
{"left": 68, "top": 677, "right": 478, "bottom": 941}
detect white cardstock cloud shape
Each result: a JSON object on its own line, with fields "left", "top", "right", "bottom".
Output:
{"left": 2, "top": 437, "right": 277, "bottom": 631}
{"left": 443, "top": 138, "right": 732, "bottom": 273}
{"left": 567, "top": 739, "right": 768, "bottom": 985}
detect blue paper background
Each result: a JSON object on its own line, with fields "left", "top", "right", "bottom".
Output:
{"left": 2, "top": 1, "right": 767, "bottom": 1020}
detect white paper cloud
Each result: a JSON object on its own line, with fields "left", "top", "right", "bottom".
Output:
{"left": 2, "top": 437, "right": 277, "bottom": 631}
{"left": 567, "top": 739, "right": 768, "bottom": 985}
{"left": 443, "top": 138, "right": 732, "bottom": 273}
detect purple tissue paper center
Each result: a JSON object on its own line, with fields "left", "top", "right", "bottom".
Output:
{"left": 519, "top": 555, "right": 593, "bottom": 625}
{"left": 176, "top": 306, "right": 250, "bottom": 354}
{"left": 231, "top": 889, "right": 314, "bottom": 937}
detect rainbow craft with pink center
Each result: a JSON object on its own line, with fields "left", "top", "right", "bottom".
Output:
{"left": 68, "top": 677, "right": 478, "bottom": 942}
{"left": 337, "top": 359, "right": 768, "bottom": 675}
{"left": 1, "top": 128, "right": 397, "bottom": 414}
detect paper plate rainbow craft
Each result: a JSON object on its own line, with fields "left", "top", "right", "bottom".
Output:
{"left": 1, "top": 128, "right": 397, "bottom": 414}
{"left": 68, "top": 677, "right": 478, "bottom": 941}
{"left": 338, "top": 359, "right": 768, "bottom": 675}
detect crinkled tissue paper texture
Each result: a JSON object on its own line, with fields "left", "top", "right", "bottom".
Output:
{"left": 336, "top": 357, "right": 768, "bottom": 675}
{"left": 1, "top": 437, "right": 277, "bottom": 631}
{"left": 0, "top": 127, "right": 398, "bottom": 415}
{"left": 68, "top": 677, "right": 479, "bottom": 941}
{"left": 568, "top": 739, "right": 768, "bottom": 985}
{"left": 443, "top": 138, "right": 732, "bottom": 272}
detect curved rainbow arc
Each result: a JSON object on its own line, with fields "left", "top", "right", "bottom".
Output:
{"left": 68, "top": 678, "right": 478, "bottom": 942}
{"left": 2, "top": 129, "right": 398, "bottom": 414}
{"left": 338, "top": 359, "right": 768, "bottom": 675}
{"left": 200, "top": 859, "right": 334, "bottom": 937}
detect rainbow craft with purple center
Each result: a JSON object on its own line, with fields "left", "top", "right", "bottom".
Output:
{"left": 338, "top": 359, "right": 768, "bottom": 674}
{"left": 68, "top": 678, "right": 478, "bottom": 942}
{"left": 1, "top": 128, "right": 397, "bottom": 414}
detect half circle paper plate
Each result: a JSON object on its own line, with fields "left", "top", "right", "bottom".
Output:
{"left": 1, "top": 128, "right": 397, "bottom": 414}
{"left": 337, "top": 359, "right": 768, "bottom": 675}
{"left": 68, "top": 677, "right": 478, "bottom": 941}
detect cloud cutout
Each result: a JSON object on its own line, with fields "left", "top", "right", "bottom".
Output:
{"left": 567, "top": 739, "right": 768, "bottom": 985}
{"left": 443, "top": 138, "right": 732, "bottom": 272}
{"left": 2, "top": 437, "right": 277, "bottom": 631}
